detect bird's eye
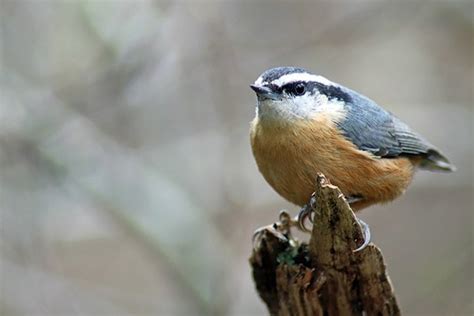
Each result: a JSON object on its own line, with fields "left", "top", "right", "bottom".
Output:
{"left": 294, "top": 83, "right": 306, "bottom": 96}
{"left": 282, "top": 82, "right": 307, "bottom": 96}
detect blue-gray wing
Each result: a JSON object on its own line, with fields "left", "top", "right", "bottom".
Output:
{"left": 336, "top": 87, "right": 454, "bottom": 172}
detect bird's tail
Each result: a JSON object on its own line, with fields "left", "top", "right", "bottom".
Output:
{"left": 419, "top": 149, "right": 456, "bottom": 172}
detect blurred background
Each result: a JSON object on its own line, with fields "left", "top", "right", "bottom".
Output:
{"left": 1, "top": 1, "right": 472, "bottom": 315}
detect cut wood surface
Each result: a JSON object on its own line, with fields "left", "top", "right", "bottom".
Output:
{"left": 250, "top": 174, "right": 400, "bottom": 316}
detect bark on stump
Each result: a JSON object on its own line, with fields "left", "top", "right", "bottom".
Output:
{"left": 250, "top": 173, "right": 401, "bottom": 316}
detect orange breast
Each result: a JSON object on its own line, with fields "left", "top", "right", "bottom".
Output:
{"left": 250, "top": 116, "right": 416, "bottom": 210}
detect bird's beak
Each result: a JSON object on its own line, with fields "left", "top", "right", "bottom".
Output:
{"left": 250, "top": 84, "right": 278, "bottom": 100}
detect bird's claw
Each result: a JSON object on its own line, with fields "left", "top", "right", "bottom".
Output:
{"left": 252, "top": 210, "right": 298, "bottom": 246}
{"left": 253, "top": 197, "right": 371, "bottom": 253}
{"left": 296, "top": 196, "right": 371, "bottom": 252}
{"left": 353, "top": 218, "right": 371, "bottom": 252}
{"left": 297, "top": 204, "right": 313, "bottom": 233}
{"left": 278, "top": 210, "right": 294, "bottom": 234}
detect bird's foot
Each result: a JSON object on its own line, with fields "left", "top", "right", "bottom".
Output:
{"left": 296, "top": 195, "right": 371, "bottom": 252}
{"left": 276, "top": 210, "right": 299, "bottom": 235}
{"left": 252, "top": 210, "right": 299, "bottom": 247}
{"left": 297, "top": 195, "right": 317, "bottom": 233}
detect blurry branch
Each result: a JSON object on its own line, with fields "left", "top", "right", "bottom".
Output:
{"left": 250, "top": 174, "right": 400, "bottom": 316}
{"left": 4, "top": 90, "right": 232, "bottom": 314}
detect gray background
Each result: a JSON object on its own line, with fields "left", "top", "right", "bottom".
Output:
{"left": 1, "top": 1, "right": 473, "bottom": 315}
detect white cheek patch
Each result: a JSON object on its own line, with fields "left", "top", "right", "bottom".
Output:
{"left": 290, "top": 93, "right": 346, "bottom": 122}
{"left": 272, "top": 73, "right": 335, "bottom": 87}
{"left": 257, "top": 93, "right": 347, "bottom": 123}
{"left": 289, "top": 94, "right": 318, "bottom": 116}
{"left": 313, "top": 96, "right": 346, "bottom": 122}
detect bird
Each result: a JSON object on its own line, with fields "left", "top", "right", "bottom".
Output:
{"left": 249, "top": 67, "right": 455, "bottom": 250}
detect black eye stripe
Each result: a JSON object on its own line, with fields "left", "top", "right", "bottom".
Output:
{"left": 312, "top": 82, "right": 352, "bottom": 103}
{"left": 280, "top": 81, "right": 352, "bottom": 103}
{"left": 282, "top": 81, "right": 307, "bottom": 96}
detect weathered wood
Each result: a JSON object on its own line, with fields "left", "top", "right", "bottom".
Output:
{"left": 250, "top": 174, "right": 400, "bottom": 316}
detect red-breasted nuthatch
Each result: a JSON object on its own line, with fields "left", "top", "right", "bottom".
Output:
{"left": 250, "top": 67, "right": 454, "bottom": 250}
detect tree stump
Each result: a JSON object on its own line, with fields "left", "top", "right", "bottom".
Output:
{"left": 250, "top": 174, "right": 400, "bottom": 316}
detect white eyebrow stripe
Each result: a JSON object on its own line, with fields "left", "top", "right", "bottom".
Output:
{"left": 254, "top": 76, "right": 264, "bottom": 86}
{"left": 271, "top": 73, "right": 335, "bottom": 87}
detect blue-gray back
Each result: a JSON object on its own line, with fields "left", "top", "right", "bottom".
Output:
{"left": 335, "top": 86, "right": 454, "bottom": 172}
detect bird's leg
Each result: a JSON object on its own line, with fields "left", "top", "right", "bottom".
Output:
{"left": 253, "top": 193, "right": 371, "bottom": 251}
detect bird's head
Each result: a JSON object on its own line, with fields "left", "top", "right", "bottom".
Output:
{"left": 250, "top": 67, "right": 351, "bottom": 123}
